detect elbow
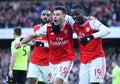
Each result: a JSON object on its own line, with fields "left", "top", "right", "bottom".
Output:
{"left": 31, "top": 33, "right": 37, "bottom": 38}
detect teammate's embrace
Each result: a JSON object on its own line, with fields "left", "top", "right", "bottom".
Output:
{"left": 15, "top": 6, "right": 76, "bottom": 84}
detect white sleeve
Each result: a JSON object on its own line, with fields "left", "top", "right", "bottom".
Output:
{"left": 35, "top": 24, "right": 47, "bottom": 36}
{"left": 89, "top": 19, "right": 111, "bottom": 38}
{"left": 65, "top": 15, "right": 75, "bottom": 29}
{"left": 44, "top": 42, "right": 49, "bottom": 48}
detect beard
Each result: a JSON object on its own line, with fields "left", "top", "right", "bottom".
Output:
{"left": 40, "top": 19, "right": 50, "bottom": 25}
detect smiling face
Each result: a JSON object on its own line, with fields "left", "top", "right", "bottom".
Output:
{"left": 71, "top": 7, "right": 85, "bottom": 24}
{"left": 53, "top": 10, "right": 66, "bottom": 26}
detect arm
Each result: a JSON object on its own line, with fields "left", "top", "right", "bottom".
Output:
{"left": 91, "top": 19, "right": 111, "bottom": 38}
{"left": 9, "top": 43, "right": 17, "bottom": 78}
{"left": 9, "top": 52, "right": 17, "bottom": 78}
{"left": 15, "top": 24, "right": 47, "bottom": 48}
{"left": 80, "top": 19, "right": 110, "bottom": 46}
{"left": 21, "top": 24, "right": 47, "bottom": 45}
{"left": 65, "top": 15, "right": 75, "bottom": 29}
{"left": 9, "top": 52, "right": 17, "bottom": 71}
{"left": 106, "top": 72, "right": 115, "bottom": 78}
{"left": 20, "top": 33, "right": 37, "bottom": 45}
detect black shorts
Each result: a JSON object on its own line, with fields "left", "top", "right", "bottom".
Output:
{"left": 12, "top": 70, "right": 27, "bottom": 84}
{"left": 37, "top": 81, "right": 47, "bottom": 84}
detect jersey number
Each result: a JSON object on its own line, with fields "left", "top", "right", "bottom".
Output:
{"left": 23, "top": 45, "right": 27, "bottom": 56}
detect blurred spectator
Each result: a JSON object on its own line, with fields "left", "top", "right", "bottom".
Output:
{"left": 0, "top": 0, "right": 120, "bottom": 28}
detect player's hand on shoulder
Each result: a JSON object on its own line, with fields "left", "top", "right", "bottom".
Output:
{"left": 15, "top": 43, "right": 21, "bottom": 49}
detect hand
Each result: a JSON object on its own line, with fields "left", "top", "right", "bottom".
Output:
{"left": 8, "top": 69, "right": 13, "bottom": 78}
{"left": 51, "top": 22, "right": 60, "bottom": 33}
{"left": 35, "top": 41, "right": 44, "bottom": 47}
{"left": 15, "top": 43, "right": 21, "bottom": 49}
{"left": 80, "top": 35, "right": 94, "bottom": 46}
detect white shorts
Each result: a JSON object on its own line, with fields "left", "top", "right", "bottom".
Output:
{"left": 50, "top": 61, "right": 73, "bottom": 82}
{"left": 27, "top": 62, "right": 53, "bottom": 83}
{"left": 79, "top": 57, "right": 106, "bottom": 84}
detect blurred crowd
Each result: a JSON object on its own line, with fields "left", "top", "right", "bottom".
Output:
{"left": 0, "top": 0, "right": 120, "bottom": 28}
{"left": 0, "top": 46, "right": 120, "bottom": 84}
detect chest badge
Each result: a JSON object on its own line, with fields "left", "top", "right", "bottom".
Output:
{"left": 86, "top": 27, "right": 90, "bottom": 32}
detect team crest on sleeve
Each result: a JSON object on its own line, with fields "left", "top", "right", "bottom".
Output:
{"left": 64, "top": 30, "right": 68, "bottom": 34}
{"left": 86, "top": 27, "right": 90, "bottom": 32}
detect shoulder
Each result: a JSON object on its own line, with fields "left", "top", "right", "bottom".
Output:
{"left": 46, "top": 23, "right": 52, "bottom": 28}
{"left": 65, "top": 15, "right": 72, "bottom": 20}
{"left": 88, "top": 16, "right": 100, "bottom": 27}
{"left": 65, "top": 15, "right": 74, "bottom": 24}
{"left": 11, "top": 39, "right": 19, "bottom": 45}
{"left": 65, "top": 23, "right": 71, "bottom": 28}
{"left": 33, "top": 24, "right": 41, "bottom": 32}
{"left": 88, "top": 16, "right": 97, "bottom": 21}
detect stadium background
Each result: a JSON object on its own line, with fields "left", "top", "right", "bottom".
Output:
{"left": 0, "top": 0, "right": 120, "bottom": 84}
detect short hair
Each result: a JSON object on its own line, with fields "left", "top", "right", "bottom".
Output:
{"left": 14, "top": 27, "right": 21, "bottom": 36}
{"left": 72, "top": 5, "right": 85, "bottom": 14}
{"left": 41, "top": 9, "right": 51, "bottom": 14}
{"left": 54, "top": 6, "right": 67, "bottom": 14}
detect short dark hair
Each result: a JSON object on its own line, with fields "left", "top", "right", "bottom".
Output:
{"left": 54, "top": 6, "right": 67, "bottom": 14}
{"left": 72, "top": 5, "right": 85, "bottom": 14}
{"left": 14, "top": 27, "right": 21, "bottom": 36}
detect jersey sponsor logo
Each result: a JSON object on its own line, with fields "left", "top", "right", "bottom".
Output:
{"left": 50, "top": 40, "right": 69, "bottom": 45}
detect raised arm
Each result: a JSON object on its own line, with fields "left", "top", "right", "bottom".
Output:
{"left": 15, "top": 24, "right": 47, "bottom": 49}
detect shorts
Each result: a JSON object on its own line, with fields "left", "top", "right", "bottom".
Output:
{"left": 12, "top": 70, "right": 27, "bottom": 84}
{"left": 27, "top": 62, "right": 53, "bottom": 83}
{"left": 79, "top": 57, "right": 106, "bottom": 84}
{"left": 50, "top": 61, "right": 73, "bottom": 82}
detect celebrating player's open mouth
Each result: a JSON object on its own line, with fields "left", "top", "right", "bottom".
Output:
{"left": 53, "top": 19, "right": 58, "bottom": 25}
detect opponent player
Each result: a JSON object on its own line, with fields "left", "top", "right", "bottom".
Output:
{"left": 106, "top": 61, "right": 120, "bottom": 84}
{"left": 9, "top": 28, "right": 30, "bottom": 84}
{"left": 71, "top": 5, "right": 110, "bottom": 84}
{"left": 15, "top": 6, "right": 76, "bottom": 84}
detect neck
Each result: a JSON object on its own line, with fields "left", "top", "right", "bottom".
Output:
{"left": 15, "top": 35, "right": 21, "bottom": 39}
{"left": 60, "top": 20, "right": 65, "bottom": 30}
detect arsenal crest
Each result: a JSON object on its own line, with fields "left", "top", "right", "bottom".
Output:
{"left": 86, "top": 27, "right": 90, "bottom": 32}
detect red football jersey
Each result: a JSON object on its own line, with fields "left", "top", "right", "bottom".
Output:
{"left": 30, "top": 25, "right": 49, "bottom": 66}
{"left": 73, "top": 16, "right": 105, "bottom": 64}
{"left": 46, "top": 24, "right": 75, "bottom": 64}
